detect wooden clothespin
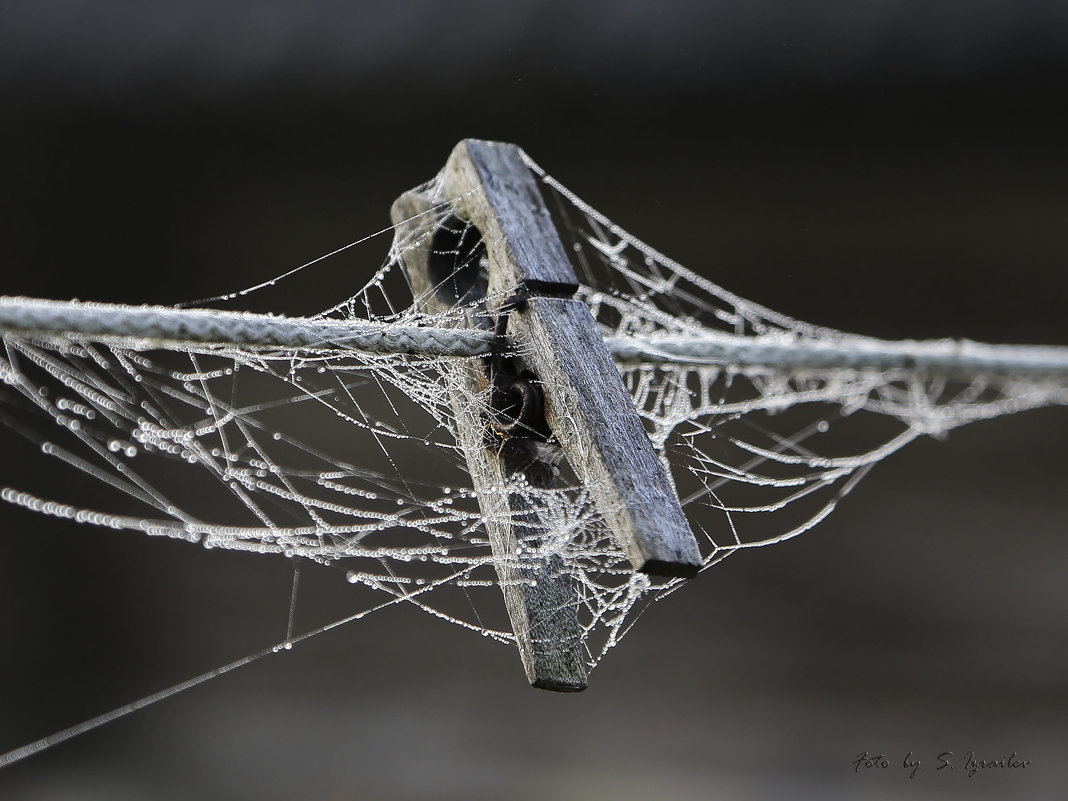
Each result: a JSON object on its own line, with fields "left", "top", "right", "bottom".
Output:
{"left": 391, "top": 140, "right": 701, "bottom": 691}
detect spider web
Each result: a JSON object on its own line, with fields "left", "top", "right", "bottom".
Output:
{"left": 0, "top": 152, "right": 1065, "bottom": 762}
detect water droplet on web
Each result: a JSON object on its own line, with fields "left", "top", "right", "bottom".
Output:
{"left": 817, "top": 420, "right": 829, "bottom": 433}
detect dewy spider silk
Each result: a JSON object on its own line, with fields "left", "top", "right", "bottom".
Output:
{"left": 0, "top": 141, "right": 1065, "bottom": 766}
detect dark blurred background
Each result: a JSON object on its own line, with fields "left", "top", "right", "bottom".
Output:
{"left": 1, "top": 2, "right": 1066, "bottom": 799}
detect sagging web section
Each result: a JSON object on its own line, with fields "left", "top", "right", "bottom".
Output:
{"left": 1, "top": 155, "right": 1065, "bottom": 736}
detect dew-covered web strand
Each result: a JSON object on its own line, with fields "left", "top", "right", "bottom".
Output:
{"left": 0, "top": 160, "right": 1065, "bottom": 767}
{"left": 174, "top": 201, "right": 457, "bottom": 310}
{"left": 0, "top": 563, "right": 481, "bottom": 769}
{"left": 0, "top": 647, "right": 277, "bottom": 769}
{"left": 285, "top": 564, "right": 301, "bottom": 645}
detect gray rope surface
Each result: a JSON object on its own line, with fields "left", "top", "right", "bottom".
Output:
{"left": 607, "top": 333, "right": 1068, "bottom": 379}
{"left": 2, "top": 296, "right": 1067, "bottom": 379}
{"left": 0, "top": 297, "right": 494, "bottom": 357}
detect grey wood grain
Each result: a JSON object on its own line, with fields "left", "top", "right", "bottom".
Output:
{"left": 443, "top": 140, "right": 579, "bottom": 297}
{"left": 507, "top": 297, "right": 701, "bottom": 576}
{"left": 390, "top": 189, "right": 588, "bottom": 692}
{"left": 441, "top": 139, "right": 701, "bottom": 578}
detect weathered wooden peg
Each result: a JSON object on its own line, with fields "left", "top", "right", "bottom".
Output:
{"left": 392, "top": 180, "right": 588, "bottom": 693}
{"left": 390, "top": 139, "right": 702, "bottom": 690}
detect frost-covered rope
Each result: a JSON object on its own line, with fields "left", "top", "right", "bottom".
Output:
{"left": 2, "top": 296, "right": 1067, "bottom": 380}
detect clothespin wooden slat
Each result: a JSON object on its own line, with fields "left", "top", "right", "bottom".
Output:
{"left": 439, "top": 139, "right": 702, "bottom": 578}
